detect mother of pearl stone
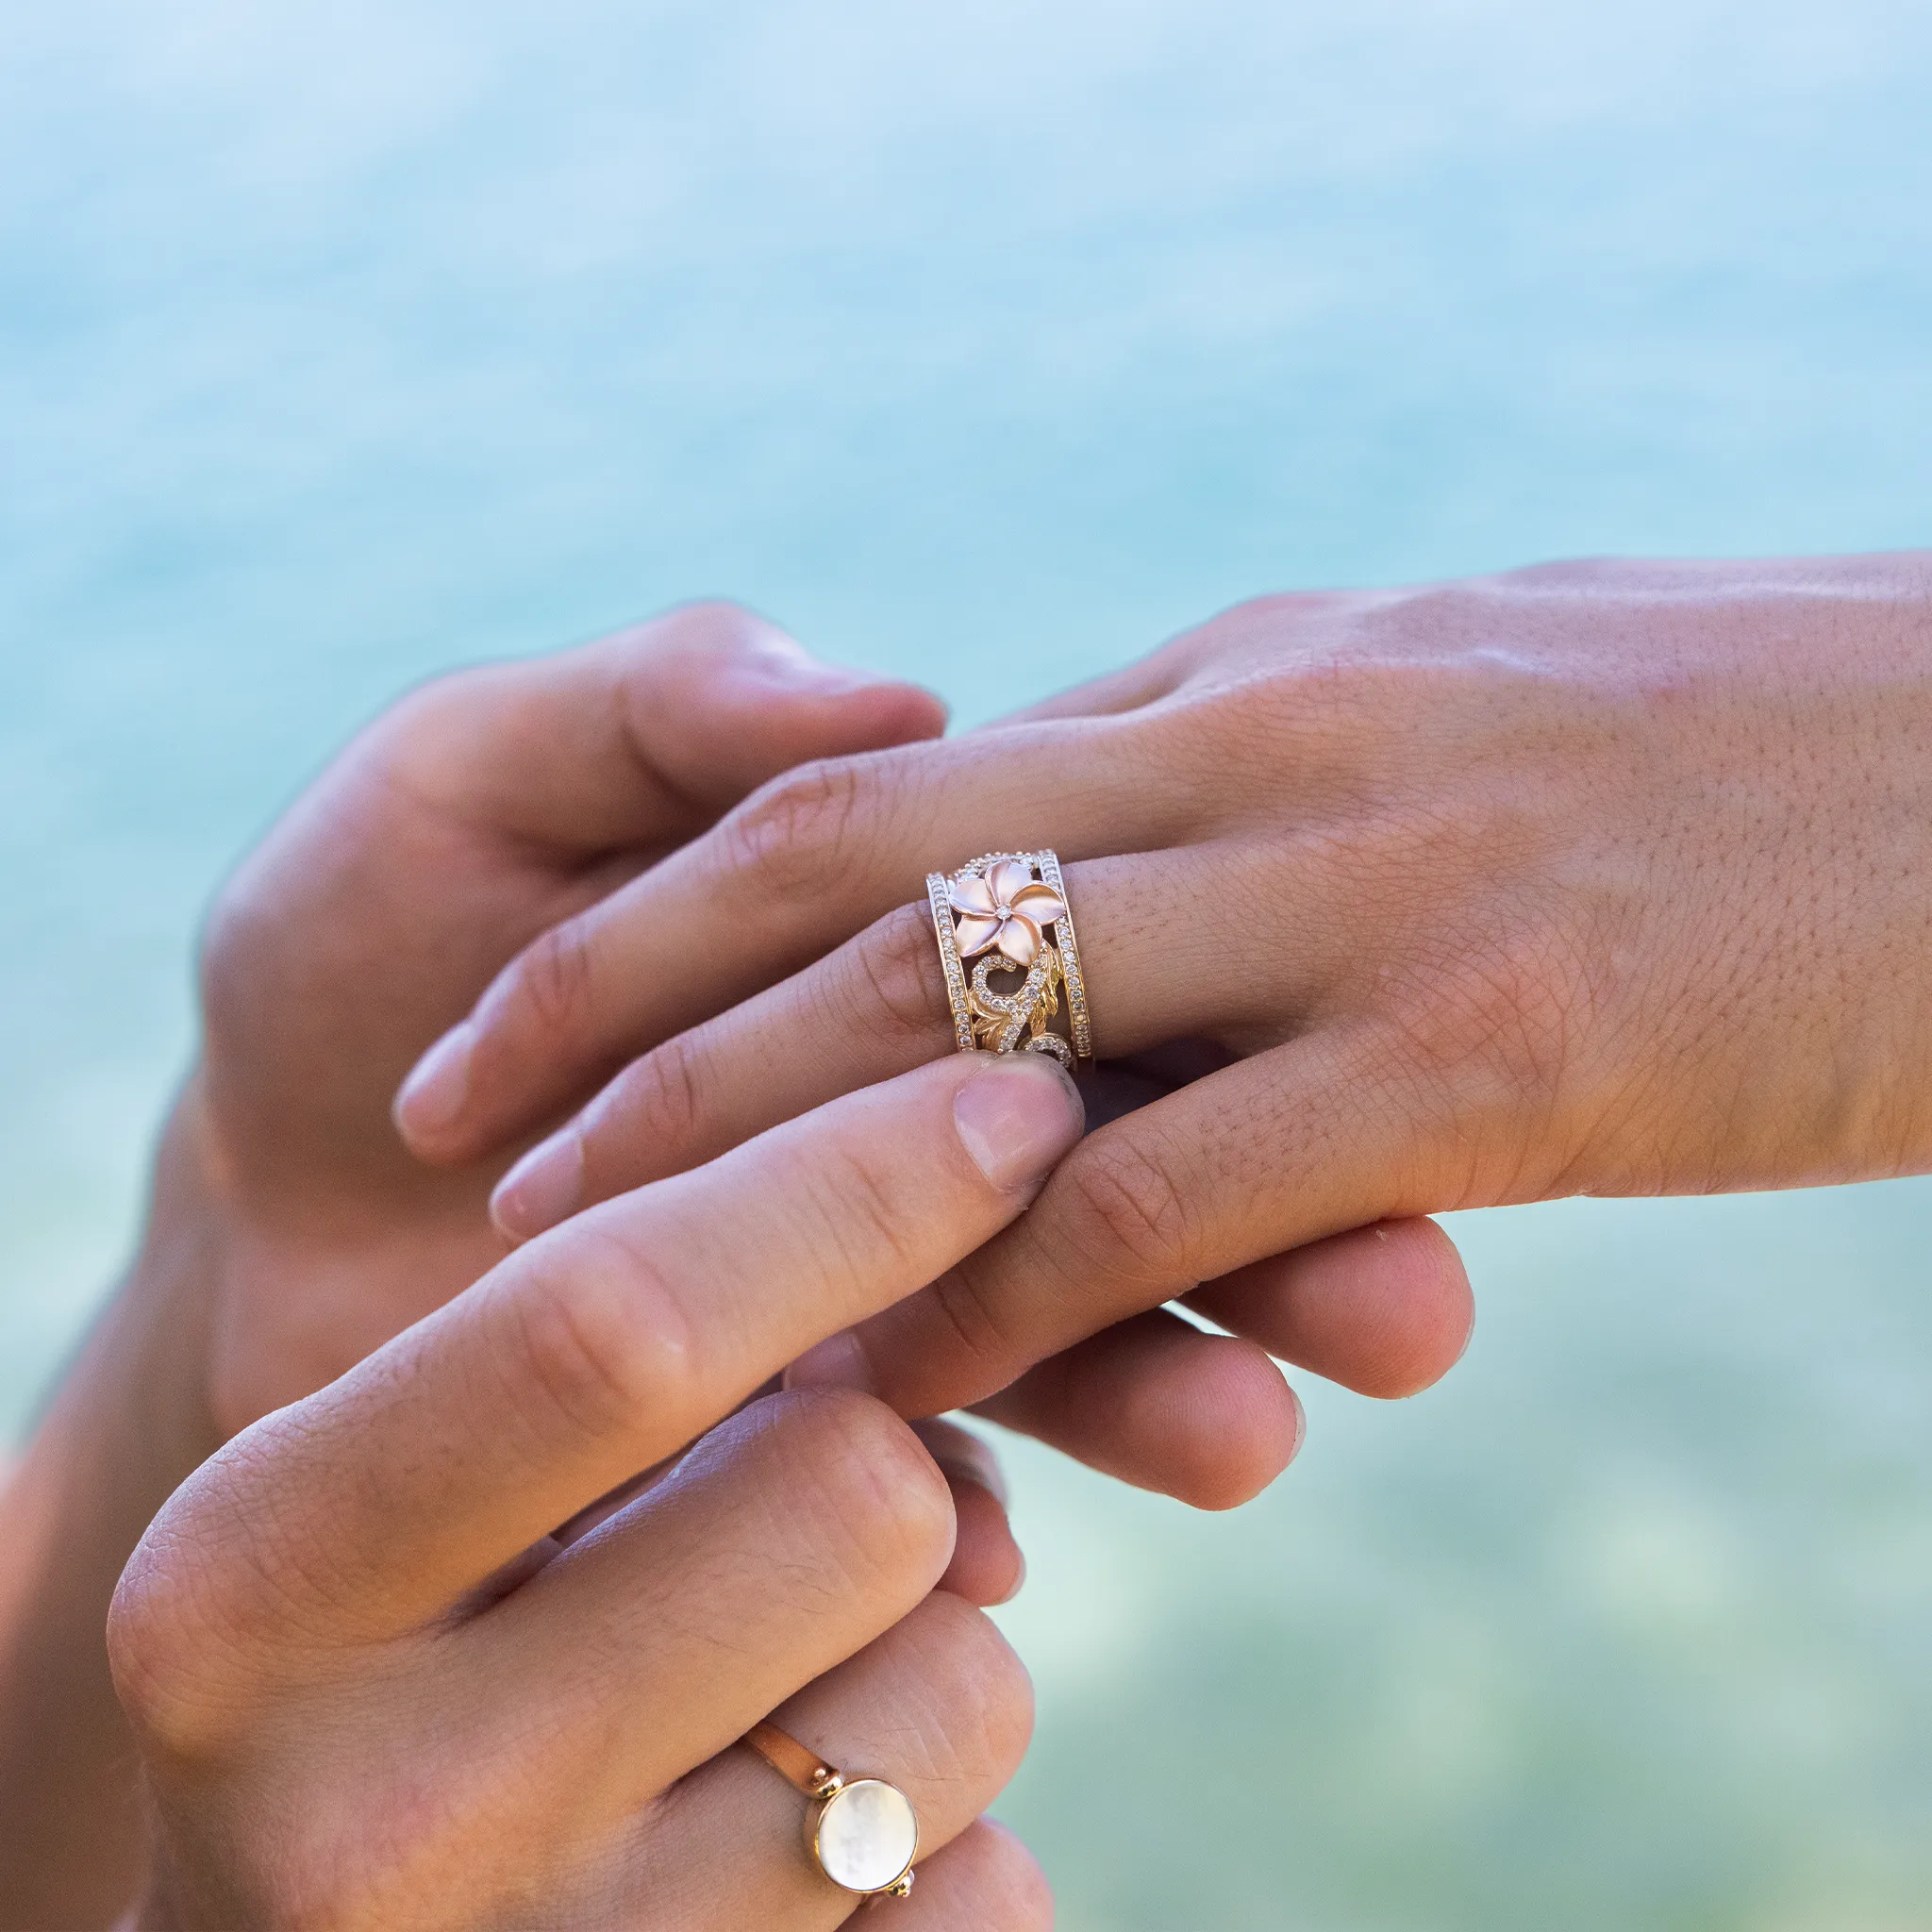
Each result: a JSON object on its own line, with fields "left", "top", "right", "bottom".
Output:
{"left": 814, "top": 1778, "right": 919, "bottom": 1893}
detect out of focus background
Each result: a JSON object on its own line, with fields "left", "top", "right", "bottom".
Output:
{"left": 6, "top": 3, "right": 1932, "bottom": 1924}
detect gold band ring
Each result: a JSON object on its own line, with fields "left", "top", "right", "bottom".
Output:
{"left": 925, "top": 849, "right": 1092, "bottom": 1068}
{"left": 742, "top": 1719, "right": 920, "bottom": 1900}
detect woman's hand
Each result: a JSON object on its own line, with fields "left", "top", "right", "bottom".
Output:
{"left": 110, "top": 1053, "right": 1079, "bottom": 1930}
{"left": 397, "top": 551, "right": 1932, "bottom": 1488}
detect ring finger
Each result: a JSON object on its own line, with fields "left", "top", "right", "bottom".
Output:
{"left": 644, "top": 1591, "right": 1036, "bottom": 1927}
{"left": 487, "top": 843, "right": 1335, "bottom": 1240}
{"left": 479, "top": 853, "right": 1470, "bottom": 1487}
{"left": 393, "top": 720, "right": 1204, "bottom": 1165}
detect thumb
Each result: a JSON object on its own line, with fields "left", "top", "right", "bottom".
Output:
{"left": 624, "top": 601, "right": 948, "bottom": 809}
{"left": 373, "top": 601, "right": 946, "bottom": 857}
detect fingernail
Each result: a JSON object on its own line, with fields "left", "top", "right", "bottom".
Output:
{"left": 491, "top": 1131, "right": 586, "bottom": 1241}
{"left": 784, "top": 1329, "right": 875, "bottom": 1394}
{"left": 953, "top": 1056, "right": 1085, "bottom": 1196}
{"left": 394, "top": 1023, "right": 475, "bottom": 1138}
{"left": 934, "top": 1454, "right": 1010, "bottom": 1509}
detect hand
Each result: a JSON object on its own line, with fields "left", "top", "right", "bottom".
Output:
{"left": 1, "top": 605, "right": 956, "bottom": 1926}
{"left": 192, "top": 596, "right": 1286, "bottom": 1500}
{"left": 396, "top": 551, "right": 1932, "bottom": 1493}
{"left": 192, "top": 601, "right": 948, "bottom": 1437}
{"left": 109, "top": 1054, "right": 1079, "bottom": 1929}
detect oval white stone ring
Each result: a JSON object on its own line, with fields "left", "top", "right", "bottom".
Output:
{"left": 742, "top": 1718, "right": 921, "bottom": 1900}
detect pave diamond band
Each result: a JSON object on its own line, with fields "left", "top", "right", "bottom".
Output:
{"left": 925, "top": 850, "right": 1092, "bottom": 1067}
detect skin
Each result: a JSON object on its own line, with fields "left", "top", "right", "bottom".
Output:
{"left": 186, "top": 598, "right": 1457, "bottom": 1484}
{"left": 109, "top": 1052, "right": 1084, "bottom": 1929}
{"left": 397, "top": 553, "right": 1932, "bottom": 1465}
{"left": 0, "top": 606, "right": 1464, "bottom": 1924}
{"left": 0, "top": 613, "right": 982, "bottom": 1927}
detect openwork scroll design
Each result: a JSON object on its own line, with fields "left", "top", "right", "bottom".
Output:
{"left": 924, "top": 851, "right": 1091, "bottom": 1068}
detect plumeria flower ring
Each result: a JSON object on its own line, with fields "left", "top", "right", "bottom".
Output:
{"left": 948, "top": 858, "right": 1068, "bottom": 970}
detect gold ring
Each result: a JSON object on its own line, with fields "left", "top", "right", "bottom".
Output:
{"left": 925, "top": 849, "right": 1091, "bottom": 1068}
{"left": 742, "top": 1719, "right": 920, "bottom": 1900}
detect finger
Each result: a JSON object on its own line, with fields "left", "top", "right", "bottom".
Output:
{"left": 377, "top": 600, "right": 948, "bottom": 856}
{"left": 383, "top": 613, "right": 949, "bottom": 1147}
{"left": 453, "top": 1393, "right": 965, "bottom": 1813}
{"left": 978, "top": 649, "right": 1189, "bottom": 726}
{"left": 966, "top": 1220, "right": 1471, "bottom": 1508}
{"left": 912, "top": 1419, "right": 1024, "bottom": 1607}
{"left": 808, "top": 1023, "right": 1477, "bottom": 1427}
{"left": 868, "top": 1820, "right": 1053, "bottom": 1931}
{"left": 128, "top": 1054, "right": 1085, "bottom": 1659}
{"left": 489, "top": 843, "right": 1340, "bottom": 1241}
{"left": 481, "top": 887, "right": 1467, "bottom": 1505}
{"left": 980, "top": 591, "right": 1342, "bottom": 730}
{"left": 1187, "top": 1216, "right": 1474, "bottom": 1398}
{"left": 397, "top": 711, "right": 1208, "bottom": 1164}
{"left": 646, "top": 1591, "right": 1034, "bottom": 1925}
{"left": 667, "top": 1816, "right": 1051, "bottom": 1932}
{"left": 549, "top": 1378, "right": 1036, "bottom": 1594}
{"left": 213, "top": 603, "right": 947, "bottom": 1194}
{"left": 970, "top": 1309, "right": 1303, "bottom": 1511}
{"left": 122, "top": 1397, "right": 970, "bottom": 1916}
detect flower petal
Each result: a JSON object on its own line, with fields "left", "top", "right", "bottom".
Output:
{"left": 987, "top": 858, "right": 1036, "bottom": 905}
{"left": 954, "top": 912, "right": 1003, "bottom": 956}
{"left": 1009, "top": 884, "right": 1066, "bottom": 928}
{"left": 994, "top": 915, "right": 1041, "bottom": 968}
{"left": 950, "top": 874, "right": 999, "bottom": 916}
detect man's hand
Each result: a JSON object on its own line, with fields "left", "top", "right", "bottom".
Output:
{"left": 193, "top": 601, "right": 949, "bottom": 1433}
{"left": 0, "top": 604, "right": 952, "bottom": 1927}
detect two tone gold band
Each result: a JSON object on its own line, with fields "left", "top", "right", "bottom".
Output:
{"left": 742, "top": 1720, "right": 919, "bottom": 1900}
{"left": 925, "top": 849, "right": 1092, "bottom": 1067}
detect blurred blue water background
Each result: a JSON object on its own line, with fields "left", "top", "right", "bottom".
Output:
{"left": 5, "top": 3, "right": 1932, "bottom": 1924}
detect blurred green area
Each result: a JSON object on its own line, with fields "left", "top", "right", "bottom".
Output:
{"left": 996, "top": 1184, "right": 1932, "bottom": 1927}
{"left": 5, "top": 2, "right": 1932, "bottom": 1923}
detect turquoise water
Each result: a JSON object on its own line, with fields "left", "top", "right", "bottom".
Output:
{"left": 6, "top": 3, "right": 1932, "bottom": 1924}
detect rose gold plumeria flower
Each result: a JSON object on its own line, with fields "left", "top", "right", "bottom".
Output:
{"left": 949, "top": 858, "right": 1067, "bottom": 970}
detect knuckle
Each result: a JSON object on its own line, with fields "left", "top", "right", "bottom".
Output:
{"left": 1365, "top": 912, "right": 1599, "bottom": 1204}
{"left": 1391, "top": 918, "right": 1590, "bottom": 1098}
{"left": 362, "top": 665, "right": 523, "bottom": 812}
{"left": 901, "top": 1594, "right": 1035, "bottom": 1784}
{"left": 765, "top": 1391, "right": 954, "bottom": 1592}
{"left": 835, "top": 904, "right": 956, "bottom": 1046}
{"left": 972, "top": 1823, "right": 1058, "bottom": 1930}
{"left": 923, "top": 1257, "right": 1027, "bottom": 1384}
{"left": 715, "top": 756, "right": 882, "bottom": 899}
{"left": 748, "top": 1132, "right": 927, "bottom": 1301}
{"left": 106, "top": 1529, "right": 225, "bottom": 1754}
{"left": 649, "top": 596, "right": 765, "bottom": 656}
{"left": 1058, "top": 1133, "right": 1201, "bottom": 1283}
{"left": 105, "top": 1463, "right": 298, "bottom": 1758}
{"left": 503, "top": 916, "right": 600, "bottom": 1045}
{"left": 362, "top": 667, "right": 476, "bottom": 774}
{"left": 596, "top": 1025, "right": 708, "bottom": 1156}
{"left": 504, "top": 1230, "right": 695, "bottom": 1450}
{"left": 808, "top": 1136, "right": 927, "bottom": 1280}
